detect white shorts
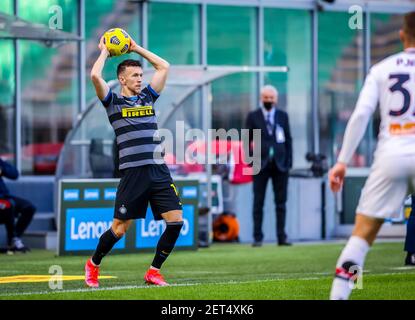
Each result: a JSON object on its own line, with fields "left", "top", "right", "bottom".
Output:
{"left": 356, "top": 154, "right": 415, "bottom": 219}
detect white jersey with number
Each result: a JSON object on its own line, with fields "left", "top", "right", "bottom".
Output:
{"left": 338, "top": 48, "right": 415, "bottom": 219}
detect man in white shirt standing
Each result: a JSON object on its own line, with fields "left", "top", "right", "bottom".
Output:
{"left": 329, "top": 12, "right": 415, "bottom": 300}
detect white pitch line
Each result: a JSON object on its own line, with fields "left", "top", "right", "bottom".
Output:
{"left": 0, "top": 282, "right": 200, "bottom": 297}
{"left": 0, "top": 278, "right": 316, "bottom": 298}
{"left": 2, "top": 271, "right": 415, "bottom": 298}
{"left": 390, "top": 267, "right": 415, "bottom": 271}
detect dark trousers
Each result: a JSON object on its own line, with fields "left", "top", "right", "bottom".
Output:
{"left": 0, "top": 207, "right": 15, "bottom": 246}
{"left": 253, "top": 161, "right": 289, "bottom": 243}
{"left": 405, "top": 195, "right": 415, "bottom": 253}
{"left": 0, "top": 196, "right": 35, "bottom": 245}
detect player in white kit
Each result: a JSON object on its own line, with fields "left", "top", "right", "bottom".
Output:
{"left": 329, "top": 12, "right": 415, "bottom": 300}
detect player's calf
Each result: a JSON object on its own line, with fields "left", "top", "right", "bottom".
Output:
{"left": 330, "top": 236, "right": 369, "bottom": 300}
{"left": 145, "top": 218, "right": 183, "bottom": 286}
{"left": 91, "top": 227, "right": 122, "bottom": 266}
{"left": 151, "top": 220, "right": 183, "bottom": 269}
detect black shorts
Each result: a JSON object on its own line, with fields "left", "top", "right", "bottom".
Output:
{"left": 114, "top": 164, "right": 182, "bottom": 220}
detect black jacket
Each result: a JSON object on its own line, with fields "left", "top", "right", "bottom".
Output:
{"left": 245, "top": 108, "right": 293, "bottom": 172}
{"left": 0, "top": 158, "right": 19, "bottom": 198}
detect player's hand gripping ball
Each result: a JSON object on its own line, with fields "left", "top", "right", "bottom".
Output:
{"left": 103, "top": 28, "right": 131, "bottom": 57}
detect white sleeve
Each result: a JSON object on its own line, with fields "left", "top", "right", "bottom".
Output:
{"left": 337, "top": 68, "right": 379, "bottom": 164}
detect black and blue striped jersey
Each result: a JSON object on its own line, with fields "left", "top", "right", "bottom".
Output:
{"left": 101, "top": 85, "right": 164, "bottom": 170}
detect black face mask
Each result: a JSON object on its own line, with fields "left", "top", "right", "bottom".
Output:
{"left": 263, "top": 102, "right": 273, "bottom": 111}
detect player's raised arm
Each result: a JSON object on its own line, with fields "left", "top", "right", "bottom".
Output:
{"left": 90, "top": 36, "right": 111, "bottom": 101}
{"left": 128, "top": 39, "right": 170, "bottom": 94}
{"left": 329, "top": 68, "right": 380, "bottom": 192}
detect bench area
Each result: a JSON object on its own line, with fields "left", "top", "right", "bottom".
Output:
{"left": 0, "top": 176, "right": 57, "bottom": 249}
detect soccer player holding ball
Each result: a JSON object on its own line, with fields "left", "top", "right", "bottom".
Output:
{"left": 85, "top": 28, "right": 183, "bottom": 287}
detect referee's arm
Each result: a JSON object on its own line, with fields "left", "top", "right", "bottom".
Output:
{"left": 128, "top": 39, "right": 170, "bottom": 94}
{"left": 91, "top": 36, "right": 111, "bottom": 101}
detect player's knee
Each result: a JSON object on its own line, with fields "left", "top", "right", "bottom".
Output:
{"left": 167, "top": 216, "right": 183, "bottom": 224}
{"left": 162, "top": 210, "right": 183, "bottom": 223}
{"left": 112, "top": 226, "right": 126, "bottom": 238}
{"left": 111, "top": 222, "right": 128, "bottom": 238}
{"left": 352, "top": 214, "right": 383, "bottom": 245}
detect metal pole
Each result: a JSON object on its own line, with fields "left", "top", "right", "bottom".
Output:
{"left": 257, "top": 4, "right": 264, "bottom": 96}
{"left": 14, "top": 0, "right": 22, "bottom": 173}
{"left": 200, "top": 1, "right": 213, "bottom": 244}
{"left": 202, "top": 1, "right": 213, "bottom": 243}
{"left": 311, "top": 6, "right": 319, "bottom": 155}
{"left": 364, "top": 9, "right": 373, "bottom": 165}
{"left": 141, "top": 0, "right": 149, "bottom": 69}
{"left": 78, "top": 0, "right": 88, "bottom": 177}
{"left": 321, "top": 179, "right": 326, "bottom": 239}
{"left": 203, "top": 83, "right": 213, "bottom": 244}
{"left": 312, "top": 5, "right": 326, "bottom": 238}
{"left": 78, "top": 0, "right": 85, "bottom": 115}
{"left": 201, "top": 2, "right": 207, "bottom": 66}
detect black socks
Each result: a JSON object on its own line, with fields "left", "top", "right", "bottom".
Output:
{"left": 91, "top": 228, "right": 121, "bottom": 266}
{"left": 91, "top": 221, "right": 183, "bottom": 268}
{"left": 151, "top": 221, "right": 183, "bottom": 269}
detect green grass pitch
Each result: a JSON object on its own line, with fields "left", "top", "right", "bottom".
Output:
{"left": 0, "top": 241, "right": 414, "bottom": 300}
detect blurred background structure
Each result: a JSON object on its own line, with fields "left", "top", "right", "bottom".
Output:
{"left": 0, "top": 0, "right": 414, "bottom": 249}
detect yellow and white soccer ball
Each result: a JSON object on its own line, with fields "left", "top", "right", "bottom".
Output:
{"left": 103, "top": 28, "right": 131, "bottom": 57}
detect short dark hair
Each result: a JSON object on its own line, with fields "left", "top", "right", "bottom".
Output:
{"left": 404, "top": 12, "right": 415, "bottom": 39}
{"left": 117, "top": 59, "right": 142, "bottom": 78}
